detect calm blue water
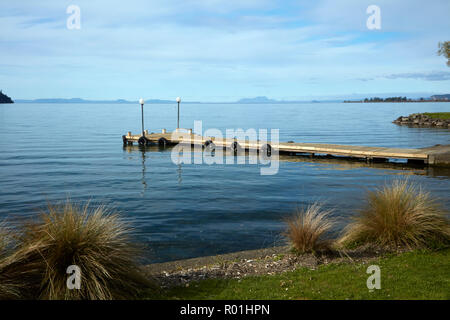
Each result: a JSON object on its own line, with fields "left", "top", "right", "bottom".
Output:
{"left": 0, "top": 102, "right": 449, "bottom": 263}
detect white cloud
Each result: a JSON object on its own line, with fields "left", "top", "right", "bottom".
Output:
{"left": 385, "top": 71, "right": 450, "bottom": 81}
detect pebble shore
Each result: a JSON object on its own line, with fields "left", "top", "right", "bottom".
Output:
{"left": 144, "top": 245, "right": 389, "bottom": 288}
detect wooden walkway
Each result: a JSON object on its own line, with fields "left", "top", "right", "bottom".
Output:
{"left": 122, "top": 129, "right": 450, "bottom": 166}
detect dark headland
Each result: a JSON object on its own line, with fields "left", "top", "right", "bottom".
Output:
{"left": 0, "top": 90, "right": 13, "bottom": 103}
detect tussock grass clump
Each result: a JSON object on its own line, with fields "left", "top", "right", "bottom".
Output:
{"left": 0, "top": 223, "right": 8, "bottom": 258}
{"left": 339, "top": 179, "right": 450, "bottom": 249}
{"left": 1, "top": 201, "right": 150, "bottom": 300}
{"left": 285, "top": 203, "right": 335, "bottom": 254}
{"left": 0, "top": 224, "right": 23, "bottom": 300}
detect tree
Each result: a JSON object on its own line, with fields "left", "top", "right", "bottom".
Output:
{"left": 437, "top": 41, "right": 450, "bottom": 67}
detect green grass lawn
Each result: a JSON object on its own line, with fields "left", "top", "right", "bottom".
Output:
{"left": 422, "top": 112, "right": 450, "bottom": 120}
{"left": 146, "top": 248, "right": 450, "bottom": 300}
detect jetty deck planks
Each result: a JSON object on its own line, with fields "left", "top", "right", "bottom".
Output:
{"left": 122, "top": 130, "right": 450, "bottom": 166}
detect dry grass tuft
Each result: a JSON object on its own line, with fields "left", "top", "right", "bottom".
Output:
{"left": 0, "top": 223, "right": 8, "bottom": 258}
{"left": 285, "top": 203, "right": 335, "bottom": 254}
{"left": 0, "top": 201, "right": 151, "bottom": 300}
{"left": 339, "top": 179, "right": 450, "bottom": 249}
{"left": 0, "top": 223, "right": 23, "bottom": 299}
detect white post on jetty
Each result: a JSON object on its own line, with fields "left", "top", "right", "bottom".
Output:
{"left": 139, "top": 98, "right": 145, "bottom": 136}
{"left": 176, "top": 97, "right": 181, "bottom": 130}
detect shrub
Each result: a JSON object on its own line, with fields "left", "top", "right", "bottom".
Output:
{"left": 285, "top": 203, "right": 335, "bottom": 254}
{"left": 0, "top": 201, "right": 151, "bottom": 300}
{"left": 339, "top": 179, "right": 450, "bottom": 249}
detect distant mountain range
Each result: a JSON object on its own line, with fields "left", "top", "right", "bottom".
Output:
{"left": 14, "top": 96, "right": 340, "bottom": 104}
{"left": 236, "top": 96, "right": 340, "bottom": 103}
{"left": 14, "top": 98, "right": 176, "bottom": 104}
{"left": 9, "top": 94, "right": 450, "bottom": 104}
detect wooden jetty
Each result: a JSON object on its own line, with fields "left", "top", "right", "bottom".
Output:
{"left": 122, "top": 129, "right": 450, "bottom": 167}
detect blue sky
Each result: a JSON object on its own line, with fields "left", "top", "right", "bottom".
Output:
{"left": 1, "top": 0, "right": 449, "bottom": 101}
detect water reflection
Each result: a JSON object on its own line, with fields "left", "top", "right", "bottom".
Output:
{"left": 175, "top": 163, "right": 181, "bottom": 184}
{"left": 123, "top": 144, "right": 186, "bottom": 193}
{"left": 123, "top": 145, "right": 155, "bottom": 195}
{"left": 123, "top": 144, "right": 450, "bottom": 179}
{"left": 138, "top": 145, "right": 147, "bottom": 195}
{"left": 278, "top": 154, "right": 450, "bottom": 178}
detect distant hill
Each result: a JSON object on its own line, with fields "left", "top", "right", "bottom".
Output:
{"left": 430, "top": 94, "right": 450, "bottom": 100}
{"left": 237, "top": 96, "right": 279, "bottom": 104}
{"left": 0, "top": 90, "right": 13, "bottom": 103}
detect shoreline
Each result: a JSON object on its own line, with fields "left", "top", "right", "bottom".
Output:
{"left": 145, "top": 248, "right": 450, "bottom": 300}
{"left": 393, "top": 112, "right": 450, "bottom": 128}
{"left": 145, "top": 245, "right": 290, "bottom": 275}
{"left": 344, "top": 100, "right": 449, "bottom": 103}
{"left": 143, "top": 244, "right": 396, "bottom": 288}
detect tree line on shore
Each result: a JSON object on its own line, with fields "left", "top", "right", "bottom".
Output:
{"left": 364, "top": 96, "right": 408, "bottom": 102}
{"left": 344, "top": 96, "right": 449, "bottom": 103}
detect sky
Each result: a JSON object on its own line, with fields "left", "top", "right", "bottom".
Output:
{"left": 0, "top": 0, "right": 449, "bottom": 101}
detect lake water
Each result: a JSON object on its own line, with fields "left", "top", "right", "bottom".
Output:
{"left": 0, "top": 102, "right": 449, "bottom": 263}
